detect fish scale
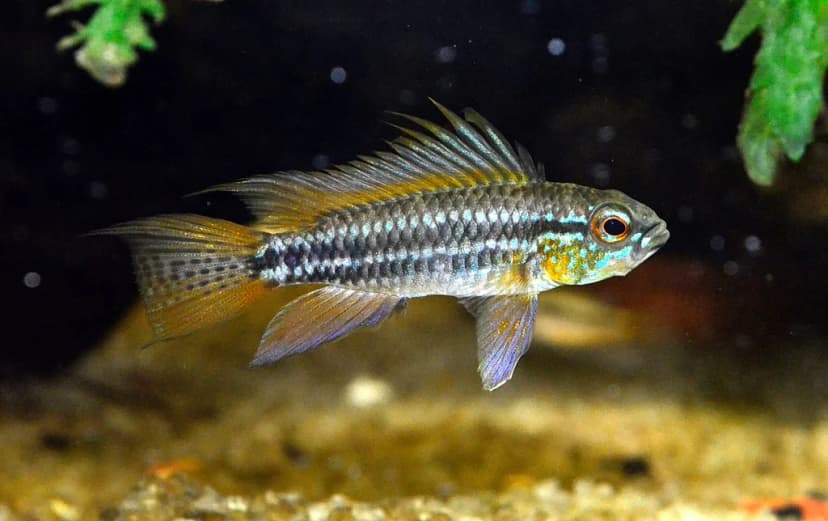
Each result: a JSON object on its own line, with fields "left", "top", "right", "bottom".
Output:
{"left": 254, "top": 183, "right": 560, "bottom": 296}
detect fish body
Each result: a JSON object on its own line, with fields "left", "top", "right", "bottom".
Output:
{"left": 101, "top": 101, "right": 669, "bottom": 390}
{"left": 253, "top": 182, "right": 660, "bottom": 296}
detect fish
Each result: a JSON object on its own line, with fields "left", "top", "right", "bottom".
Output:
{"left": 98, "top": 100, "right": 669, "bottom": 390}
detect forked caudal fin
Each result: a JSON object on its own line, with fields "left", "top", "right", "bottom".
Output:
{"left": 92, "top": 214, "right": 267, "bottom": 341}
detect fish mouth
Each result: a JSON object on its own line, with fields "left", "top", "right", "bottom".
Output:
{"left": 637, "top": 221, "right": 670, "bottom": 260}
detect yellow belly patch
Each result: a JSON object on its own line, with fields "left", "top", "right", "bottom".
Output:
{"left": 543, "top": 252, "right": 582, "bottom": 285}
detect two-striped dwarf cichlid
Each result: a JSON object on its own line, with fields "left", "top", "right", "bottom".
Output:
{"left": 100, "top": 101, "right": 669, "bottom": 390}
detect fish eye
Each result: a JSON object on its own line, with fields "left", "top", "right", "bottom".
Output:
{"left": 591, "top": 206, "right": 631, "bottom": 244}
{"left": 602, "top": 217, "right": 627, "bottom": 236}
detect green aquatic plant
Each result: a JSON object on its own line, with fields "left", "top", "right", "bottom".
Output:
{"left": 722, "top": 0, "right": 828, "bottom": 186}
{"left": 48, "top": 0, "right": 166, "bottom": 87}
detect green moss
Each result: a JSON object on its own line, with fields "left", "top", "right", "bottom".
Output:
{"left": 48, "top": 0, "right": 165, "bottom": 87}
{"left": 722, "top": 0, "right": 828, "bottom": 186}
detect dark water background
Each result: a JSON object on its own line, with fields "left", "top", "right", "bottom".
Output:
{"left": 2, "top": 1, "right": 826, "bottom": 376}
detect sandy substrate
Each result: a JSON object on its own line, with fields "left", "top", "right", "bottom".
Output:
{"left": 1, "top": 281, "right": 826, "bottom": 520}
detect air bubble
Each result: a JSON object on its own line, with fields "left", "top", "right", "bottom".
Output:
{"left": 744, "top": 235, "right": 762, "bottom": 254}
{"left": 546, "top": 38, "right": 565, "bottom": 56}
{"left": 329, "top": 66, "right": 347, "bottom": 84}
{"left": 723, "top": 261, "right": 739, "bottom": 276}
{"left": 435, "top": 46, "right": 457, "bottom": 64}
{"left": 23, "top": 272, "right": 41, "bottom": 288}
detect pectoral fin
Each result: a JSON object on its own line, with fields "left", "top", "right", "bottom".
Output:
{"left": 251, "top": 287, "right": 405, "bottom": 366}
{"left": 460, "top": 294, "right": 539, "bottom": 391}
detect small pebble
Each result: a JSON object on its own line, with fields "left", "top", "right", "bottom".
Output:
{"left": 49, "top": 498, "right": 79, "bottom": 521}
{"left": 344, "top": 376, "right": 394, "bottom": 408}
{"left": 619, "top": 456, "right": 650, "bottom": 477}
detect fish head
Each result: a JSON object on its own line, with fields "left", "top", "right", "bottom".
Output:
{"left": 538, "top": 187, "right": 669, "bottom": 286}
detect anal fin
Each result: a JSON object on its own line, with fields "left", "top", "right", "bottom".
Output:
{"left": 460, "top": 294, "right": 539, "bottom": 391}
{"left": 251, "top": 287, "right": 405, "bottom": 366}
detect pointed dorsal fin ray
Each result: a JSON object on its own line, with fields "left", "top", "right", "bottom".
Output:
{"left": 203, "top": 100, "right": 542, "bottom": 233}
{"left": 516, "top": 142, "right": 544, "bottom": 179}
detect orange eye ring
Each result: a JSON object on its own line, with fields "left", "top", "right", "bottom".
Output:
{"left": 591, "top": 209, "right": 631, "bottom": 244}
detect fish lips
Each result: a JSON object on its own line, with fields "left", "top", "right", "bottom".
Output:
{"left": 636, "top": 221, "right": 670, "bottom": 261}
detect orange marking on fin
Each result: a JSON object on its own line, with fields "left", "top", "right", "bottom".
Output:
{"left": 148, "top": 278, "right": 267, "bottom": 340}
{"left": 485, "top": 253, "right": 530, "bottom": 294}
{"left": 210, "top": 104, "right": 536, "bottom": 234}
{"left": 495, "top": 264, "right": 530, "bottom": 293}
{"left": 97, "top": 215, "right": 268, "bottom": 341}
{"left": 252, "top": 170, "right": 501, "bottom": 233}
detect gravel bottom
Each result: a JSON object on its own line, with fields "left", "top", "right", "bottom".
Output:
{"left": 1, "top": 289, "right": 826, "bottom": 520}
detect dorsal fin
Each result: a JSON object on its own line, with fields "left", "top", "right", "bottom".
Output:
{"left": 204, "top": 100, "right": 543, "bottom": 233}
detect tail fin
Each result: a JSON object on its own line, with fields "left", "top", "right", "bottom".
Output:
{"left": 94, "top": 214, "right": 268, "bottom": 341}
